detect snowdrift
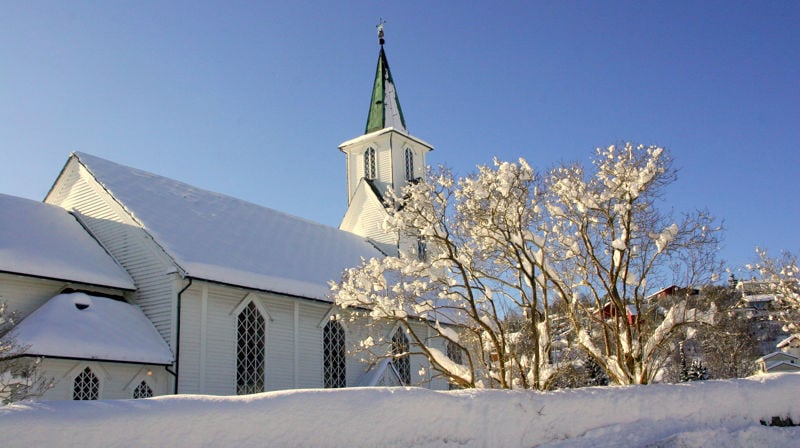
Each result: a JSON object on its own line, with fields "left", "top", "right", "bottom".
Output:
{"left": 1, "top": 373, "right": 798, "bottom": 447}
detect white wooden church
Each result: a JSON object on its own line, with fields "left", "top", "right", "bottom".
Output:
{"left": 0, "top": 32, "right": 448, "bottom": 401}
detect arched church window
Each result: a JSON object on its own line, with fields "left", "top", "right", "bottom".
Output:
{"left": 323, "top": 320, "right": 346, "bottom": 388}
{"left": 391, "top": 329, "right": 411, "bottom": 385}
{"left": 405, "top": 148, "right": 415, "bottom": 180}
{"left": 237, "top": 301, "right": 265, "bottom": 395}
{"left": 73, "top": 366, "right": 99, "bottom": 400}
{"left": 364, "top": 147, "right": 377, "bottom": 179}
{"left": 133, "top": 380, "right": 153, "bottom": 399}
{"left": 446, "top": 340, "right": 463, "bottom": 390}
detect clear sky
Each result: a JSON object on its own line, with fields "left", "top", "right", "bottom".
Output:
{"left": 2, "top": 1, "right": 797, "bottom": 277}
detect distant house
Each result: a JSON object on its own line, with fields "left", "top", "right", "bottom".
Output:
{"left": 736, "top": 281, "right": 777, "bottom": 311}
{"left": 596, "top": 303, "right": 640, "bottom": 326}
{"left": 776, "top": 334, "right": 800, "bottom": 358}
{"left": 646, "top": 285, "right": 699, "bottom": 302}
{"left": 1, "top": 33, "right": 452, "bottom": 400}
{"left": 756, "top": 351, "right": 800, "bottom": 374}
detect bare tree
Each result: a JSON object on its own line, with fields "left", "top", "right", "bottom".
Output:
{"left": 1, "top": 303, "right": 51, "bottom": 404}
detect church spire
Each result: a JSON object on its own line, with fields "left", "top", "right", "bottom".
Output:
{"left": 365, "top": 21, "right": 406, "bottom": 134}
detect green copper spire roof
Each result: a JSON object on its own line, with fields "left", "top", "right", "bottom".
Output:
{"left": 365, "top": 26, "right": 406, "bottom": 134}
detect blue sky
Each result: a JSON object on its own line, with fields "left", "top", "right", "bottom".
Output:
{"left": 2, "top": 1, "right": 797, "bottom": 276}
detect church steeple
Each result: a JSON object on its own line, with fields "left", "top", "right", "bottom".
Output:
{"left": 338, "top": 23, "right": 433, "bottom": 255}
{"left": 365, "top": 23, "right": 406, "bottom": 134}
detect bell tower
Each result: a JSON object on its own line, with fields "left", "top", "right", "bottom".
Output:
{"left": 338, "top": 23, "right": 433, "bottom": 254}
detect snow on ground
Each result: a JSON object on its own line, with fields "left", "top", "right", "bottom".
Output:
{"left": 1, "top": 374, "right": 798, "bottom": 448}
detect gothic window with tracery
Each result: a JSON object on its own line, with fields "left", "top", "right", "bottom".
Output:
{"left": 133, "top": 380, "right": 153, "bottom": 399}
{"left": 237, "top": 301, "right": 265, "bottom": 395}
{"left": 323, "top": 320, "right": 346, "bottom": 388}
{"left": 364, "top": 147, "right": 377, "bottom": 179}
{"left": 391, "top": 329, "right": 410, "bottom": 385}
{"left": 73, "top": 367, "right": 99, "bottom": 400}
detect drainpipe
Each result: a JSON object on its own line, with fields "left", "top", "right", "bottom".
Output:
{"left": 170, "top": 277, "right": 193, "bottom": 394}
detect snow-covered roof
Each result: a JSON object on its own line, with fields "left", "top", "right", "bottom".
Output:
{"left": 338, "top": 127, "right": 433, "bottom": 151}
{"left": 756, "top": 351, "right": 799, "bottom": 363}
{"left": 8, "top": 292, "right": 172, "bottom": 365}
{"left": 72, "top": 152, "right": 384, "bottom": 301}
{"left": 776, "top": 334, "right": 800, "bottom": 348}
{"left": 0, "top": 194, "right": 135, "bottom": 290}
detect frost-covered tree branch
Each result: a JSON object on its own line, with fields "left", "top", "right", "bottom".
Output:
{"left": 746, "top": 248, "right": 800, "bottom": 329}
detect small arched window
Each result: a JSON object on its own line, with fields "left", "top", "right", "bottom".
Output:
{"left": 446, "top": 340, "right": 463, "bottom": 365}
{"left": 323, "top": 320, "right": 346, "bottom": 388}
{"left": 391, "top": 329, "right": 411, "bottom": 385}
{"left": 364, "top": 147, "right": 377, "bottom": 179}
{"left": 237, "top": 301, "right": 266, "bottom": 395}
{"left": 73, "top": 366, "right": 99, "bottom": 400}
{"left": 404, "top": 148, "right": 415, "bottom": 180}
{"left": 133, "top": 380, "right": 153, "bottom": 399}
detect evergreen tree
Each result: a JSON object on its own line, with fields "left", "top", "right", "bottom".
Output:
{"left": 686, "top": 359, "right": 709, "bottom": 381}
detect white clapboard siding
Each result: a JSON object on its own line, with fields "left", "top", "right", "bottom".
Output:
{"left": 46, "top": 158, "right": 178, "bottom": 345}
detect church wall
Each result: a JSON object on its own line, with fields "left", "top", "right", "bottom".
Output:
{"left": 297, "top": 301, "right": 326, "bottom": 388}
{"left": 263, "top": 295, "right": 294, "bottom": 390}
{"left": 338, "top": 184, "right": 396, "bottom": 255}
{"left": 0, "top": 273, "right": 132, "bottom": 326}
{"left": 340, "top": 312, "right": 449, "bottom": 389}
{"left": 177, "top": 281, "right": 332, "bottom": 395}
{"left": 0, "top": 274, "right": 71, "bottom": 318}
{"left": 46, "top": 159, "right": 178, "bottom": 347}
{"left": 38, "top": 358, "right": 170, "bottom": 400}
{"left": 203, "top": 287, "right": 238, "bottom": 394}
{"left": 177, "top": 285, "right": 202, "bottom": 393}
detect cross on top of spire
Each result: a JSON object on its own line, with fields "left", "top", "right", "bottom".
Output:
{"left": 377, "top": 18, "right": 386, "bottom": 46}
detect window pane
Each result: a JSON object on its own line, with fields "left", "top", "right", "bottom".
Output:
{"left": 391, "top": 330, "right": 410, "bottom": 385}
{"left": 73, "top": 367, "right": 99, "bottom": 400}
{"left": 323, "top": 320, "right": 346, "bottom": 388}
{"left": 364, "top": 148, "right": 376, "bottom": 179}
{"left": 405, "top": 148, "right": 414, "bottom": 180}
{"left": 237, "top": 302, "right": 265, "bottom": 395}
{"left": 133, "top": 380, "right": 153, "bottom": 399}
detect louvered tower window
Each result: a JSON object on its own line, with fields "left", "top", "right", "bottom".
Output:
{"left": 405, "top": 148, "right": 414, "bottom": 180}
{"left": 323, "top": 320, "right": 346, "bottom": 388}
{"left": 364, "top": 147, "right": 377, "bottom": 179}
{"left": 391, "top": 329, "right": 410, "bottom": 385}
{"left": 133, "top": 380, "right": 153, "bottom": 399}
{"left": 73, "top": 367, "right": 99, "bottom": 400}
{"left": 237, "top": 301, "right": 265, "bottom": 395}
